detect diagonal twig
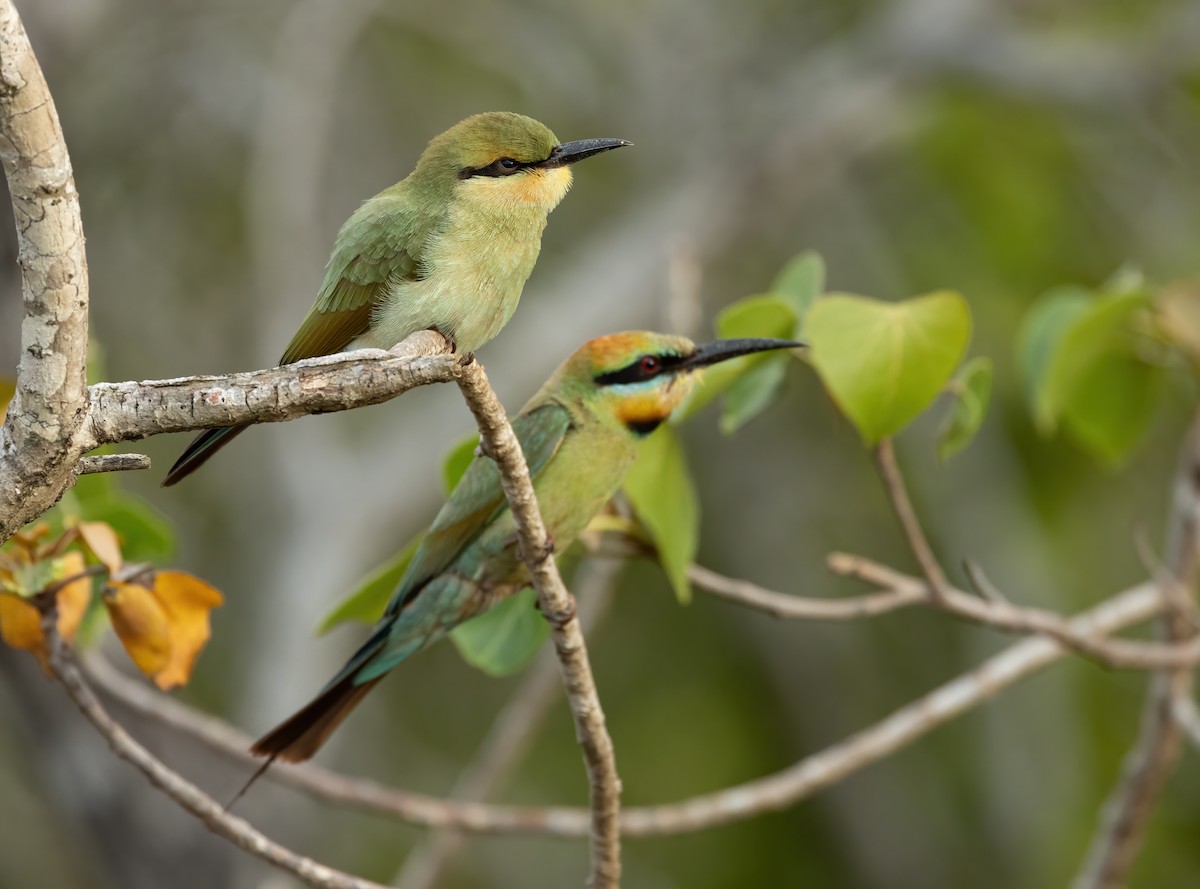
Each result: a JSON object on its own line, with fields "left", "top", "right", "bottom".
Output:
{"left": 43, "top": 623, "right": 389, "bottom": 889}
{"left": 688, "top": 562, "right": 925, "bottom": 620}
{"left": 1072, "top": 408, "right": 1200, "bottom": 889}
{"left": 874, "top": 437, "right": 950, "bottom": 599}
{"left": 453, "top": 358, "right": 622, "bottom": 888}
{"left": 829, "top": 554, "right": 1200, "bottom": 669}
{"left": 393, "top": 557, "right": 622, "bottom": 889}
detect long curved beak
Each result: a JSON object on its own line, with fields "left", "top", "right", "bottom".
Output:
{"left": 544, "top": 138, "right": 632, "bottom": 168}
{"left": 682, "top": 338, "right": 805, "bottom": 370}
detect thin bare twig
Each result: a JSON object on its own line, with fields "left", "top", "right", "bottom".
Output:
{"left": 83, "top": 583, "right": 1168, "bottom": 838}
{"left": 1072, "top": 408, "right": 1200, "bottom": 889}
{"left": 454, "top": 358, "right": 622, "bottom": 888}
{"left": 76, "top": 454, "right": 151, "bottom": 475}
{"left": 687, "top": 562, "right": 925, "bottom": 620}
{"left": 43, "top": 628, "right": 389, "bottom": 888}
{"left": 394, "top": 557, "right": 622, "bottom": 889}
{"left": 873, "top": 437, "right": 950, "bottom": 598}
{"left": 830, "top": 553, "right": 1200, "bottom": 669}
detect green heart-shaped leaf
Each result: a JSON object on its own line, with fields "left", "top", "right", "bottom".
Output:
{"left": 807, "top": 291, "right": 972, "bottom": 444}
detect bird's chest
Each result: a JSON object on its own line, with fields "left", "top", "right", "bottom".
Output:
{"left": 384, "top": 202, "right": 548, "bottom": 354}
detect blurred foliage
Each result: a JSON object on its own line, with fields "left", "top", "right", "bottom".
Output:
{"left": 0, "top": 386, "right": 221, "bottom": 689}
{"left": 0, "top": 519, "right": 221, "bottom": 690}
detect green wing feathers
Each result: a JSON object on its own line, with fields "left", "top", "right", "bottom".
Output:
{"left": 387, "top": 402, "right": 573, "bottom": 613}
{"left": 279, "top": 195, "right": 428, "bottom": 365}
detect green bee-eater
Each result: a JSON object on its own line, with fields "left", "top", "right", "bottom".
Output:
{"left": 250, "top": 331, "right": 800, "bottom": 765}
{"left": 164, "top": 112, "right": 629, "bottom": 486}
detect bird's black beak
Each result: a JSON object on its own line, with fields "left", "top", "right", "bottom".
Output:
{"left": 543, "top": 138, "right": 632, "bottom": 168}
{"left": 682, "top": 338, "right": 805, "bottom": 370}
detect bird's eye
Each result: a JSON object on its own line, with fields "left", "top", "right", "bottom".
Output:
{"left": 498, "top": 158, "right": 518, "bottom": 170}
{"left": 639, "top": 355, "right": 660, "bottom": 374}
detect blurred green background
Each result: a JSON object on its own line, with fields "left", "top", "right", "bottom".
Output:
{"left": 3, "top": 0, "right": 1200, "bottom": 886}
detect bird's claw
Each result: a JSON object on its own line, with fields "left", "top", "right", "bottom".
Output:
{"left": 458, "top": 352, "right": 475, "bottom": 367}
{"left": 427, "top": 326, "right": 458, "bottom": 355}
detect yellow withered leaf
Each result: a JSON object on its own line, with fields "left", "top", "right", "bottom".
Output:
{"left": 0, "top": 552, "right": 94, "bottom": 672}
{"left": 75, "top": 521, "right": 123, "bottom": 575}
{"left": 0, "top": 594, "right": 44, "bottom": 658}
{"left": 53, "top": 552, "right": 92, "bottom": 642}
{"left": 105, "top": 582, "right": 171, "bottom": 678}
{"left": 150, "top": 571, "right": 223, "bottom": 690}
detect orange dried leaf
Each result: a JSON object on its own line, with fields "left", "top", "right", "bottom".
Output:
{"left": 150, "top": 571, "right": 223, "bottom": 690}
{"left": 54, "top": 551, "right": 92, "bottom": 643}
{"left": 0, "top": 593, "right": 46, "bottom": 661}
{"left": 76, "top": 521, "right": 123, "bottom": 575}
{"left": 105, "top": 582, "right": 170, "bottom": 678}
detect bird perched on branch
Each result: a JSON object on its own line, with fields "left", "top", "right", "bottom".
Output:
{"left": 247, "top": 331, "right": 801, "bottom": 770}
{"left": 164, "top": 112, "right": 629, "bottom": 486}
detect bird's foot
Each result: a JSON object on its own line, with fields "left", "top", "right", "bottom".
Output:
{"left": 458, "top": 352, "right": 476, "bottom": 367}
{"left": 427, "top": 326, "right": 457, "bottom": 354}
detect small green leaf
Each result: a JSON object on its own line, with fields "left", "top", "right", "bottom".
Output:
{"left": 937, "top": 356, "right": 993, "bottom": 461}
{"left": 622, "top": 426, "right": 699, "bottom": 603}
{"left": 1036, "top": 290, "right": 1149, "bottom": 432}
{"left": 677, "top": 296, "right": 796, "bottom": 421}
{"left": 716, "top": 294, "right": 798, "bottom": 341}
{"left": 769, "top": 251, "right": 824, "bottom": 331}
{"left": 806, "top": 291, "right": 972, "bottom": 444}
{"left": 450, "top": 587, "right": 547, "bottom": 676}
{"left": 1061, "top": 350, "right": 1165, "bottom": 466}
{"left": 442, "top": 433, "right": 479, "bottom": 494}
{"left": 316, "top": 535, "right": 422, "bottom": 634}
{"left": 1015, "top": 286, "right": 1092, "bottom": 421}
{"left": 710, "top": 292, "right": 796, "bottom": 427}
{"left": 720, "top": 359, "right": 788, "bottom": 434}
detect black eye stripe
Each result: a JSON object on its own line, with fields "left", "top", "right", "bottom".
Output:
{"left": 458, "top": 156, "right": 537, "bottom": 179}
{"left": 594, "top": 353, "right": 686, "bottom": 386}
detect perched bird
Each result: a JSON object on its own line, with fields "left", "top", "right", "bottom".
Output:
{"left": 164, "top": 112, "right": 629, "bottom": 486}
{"left": 249, "top": 331, "right": 801, "bottom": 767}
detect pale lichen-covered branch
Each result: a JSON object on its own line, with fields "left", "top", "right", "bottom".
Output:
{"left": 0, "top": 0, "right": 90, "bottom": 538}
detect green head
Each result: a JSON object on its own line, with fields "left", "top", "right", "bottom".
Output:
{"left": 547, "top": 331, "right": 803, "bottom": 436}
{"left": 413, "top": 112, "right": 630, "bottom": 212}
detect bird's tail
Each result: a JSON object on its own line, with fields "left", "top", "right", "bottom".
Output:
{"left": 249, "top": 672, "right": 384, "bottom": 763}
{"left": 162, "top": 424, "right": 249, "bottom": 487}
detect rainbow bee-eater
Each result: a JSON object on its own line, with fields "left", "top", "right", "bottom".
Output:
{"left": 249, "top": 331, "right": 801, "bottom": 766}
{"left": 163, "top": 112, "right": 629, "bottom": 486}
